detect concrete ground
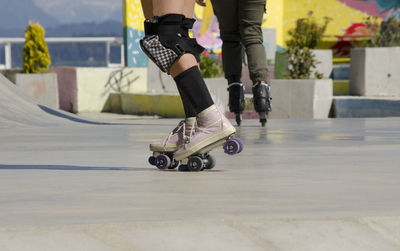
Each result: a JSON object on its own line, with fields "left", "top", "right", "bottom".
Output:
{"left": 1, "top": 115, "right": 400, "bottom": 251}
{"left": 1, "top": 74, "right": 400, "bottom": 250}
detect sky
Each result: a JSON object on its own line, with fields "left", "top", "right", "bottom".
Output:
{"left": 32, "top": 0, "right": 122, "bottom": 23}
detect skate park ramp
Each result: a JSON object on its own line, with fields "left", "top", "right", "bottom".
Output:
{"left": 0, "top": 73, "right": 105, "bottom": 128}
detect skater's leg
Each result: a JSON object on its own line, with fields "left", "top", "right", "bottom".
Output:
{"left": 140, "top": 0, "right": 153, "bottom": 19}
{"left": 142, "top": 0, "right": 197, "bottom": 152}
{"left": 142, "top": 0, "right": 231, "bottom": 154}
{"left": 211, "top": 0, "right": 245, "bottom": 125}
{"left": 141, "top": 0, "right": 214, "bottom": 115}
{"left": 238, "top": 0, "right": 268, "bottom": 83}
{"left": 210, "top": 0, "right": 242, "bottom": 84}
{"left": 152, "top": 0, "right": 198, "bottom": 78}
{"left": 238, "top": 0, "right": 271, "bottom": 125}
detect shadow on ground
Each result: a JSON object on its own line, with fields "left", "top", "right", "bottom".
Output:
{"left": 0, "top": 164, "right": 149, "bottom": 171}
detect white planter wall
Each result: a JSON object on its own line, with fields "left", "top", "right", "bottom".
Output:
{"left": 275, "top": 49, "right": 333, "bottom": 79}
{"left": 270, "top": 79, "right": 333, "bottom": 119}
{"left": 350, "top": 47, "right": 400, "bottom": 96}
{"left": 311, "top": 49, "right": 333, "bottom": 79}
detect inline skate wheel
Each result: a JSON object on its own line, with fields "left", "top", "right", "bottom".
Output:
{"left": 259, "top": 112, "right": 267, "bottom": 127}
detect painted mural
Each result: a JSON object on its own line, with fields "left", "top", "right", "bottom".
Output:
{"left": 338, "top": 0, "right": 400, "bottom": 19}
{"left": 122, "top": 0, "right": 400, "bottom": 67}
{"left": 123, "top": 0, "right": 147, "bottom": 67}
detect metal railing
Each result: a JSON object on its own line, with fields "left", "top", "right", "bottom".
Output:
{"left": 0, "top": 37, "right": 124, "bottom": 69}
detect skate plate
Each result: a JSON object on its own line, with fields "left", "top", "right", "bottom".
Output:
{"left": 149, "top": 134, "right": 243, "bottom": 171}
{"left": 180, "top": 134, "right": 243, "bottom": 171}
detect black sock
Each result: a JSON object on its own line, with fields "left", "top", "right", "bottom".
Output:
{"left": 176, "top": 85, "right": 197, "bottom": 118}
{"left": 174, "top": 66, "right": 214, "bottom": 115}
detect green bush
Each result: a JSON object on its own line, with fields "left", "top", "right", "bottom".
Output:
{"left": 285, "top": 11, "right": 330, "bottom": 79}
{"left": 199, "top": 52, "right": 223, "bottom": 78}
{"left": 287, "top": 47, "right": 323, "bottom": 79}
{"left": 23, "top": 22, "right": 51, "bottom": 73}
{"left": 287, "top": 11, "right": 332, "bottom": 49}
{"left": 363, "top": 16, "right": 400, "bottom": 47}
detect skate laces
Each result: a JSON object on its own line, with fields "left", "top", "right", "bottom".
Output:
{"left": 183, "top": 108, "right": 224, "bottom": 149}
{"left": 162, "top": 120, "right": 185, "bottom": 147}
{"left": 161, "top": 119, "right": 197, "bottom": 148}
{"left": 184, "top": 119, "right": 197, "bottom": 145}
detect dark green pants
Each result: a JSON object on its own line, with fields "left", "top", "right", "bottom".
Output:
{"left": 210, "top": 0, "right": 268, "bottom": 84}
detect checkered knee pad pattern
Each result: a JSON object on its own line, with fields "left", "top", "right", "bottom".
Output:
{"left": 140, "top": 35, "right": 179, "bottom": 73}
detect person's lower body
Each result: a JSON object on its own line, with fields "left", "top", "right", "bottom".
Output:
{"left": 211, "top": 0, "right": 271, "bottom": 126}
{"left": 141, "top": 0, "right": 235, "bottom": 158}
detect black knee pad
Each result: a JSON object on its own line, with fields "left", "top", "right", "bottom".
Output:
{"left": 140, "top": 14, "right": 204, "bottom": 74}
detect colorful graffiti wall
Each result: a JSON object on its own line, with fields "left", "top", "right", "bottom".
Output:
{"left": 123, "top": 0, "right": 147, "bottom": 67}
{"left": 123, "top": 0, "right": 399, "bottom": 66}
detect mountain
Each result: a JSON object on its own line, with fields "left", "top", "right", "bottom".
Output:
{"left": 46, "top": 20, "right": 123, "bottom": 37}
{"left": 0, "top": 0, "right": 123, "bottom": 68}
{"left": 32, "top": 0, "right": 122, "bottom": 24}
{"left": 0, "top": 20, "right": 122, "bottom": 37}
{"left": 0, "top": 0, "right": 60, "bottom": 29}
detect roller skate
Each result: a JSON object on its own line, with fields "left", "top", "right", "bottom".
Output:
{"left": 228, "top": 82, "right": 245, "bottom": 126}
{"left": 148, "top": 117, "right": 196, "bottom": 170}
{"left": 174, "top": 105, "right": 243, "bottom": 172}
{"left": 252, "top": 81, "right": 272, "bottom": 127}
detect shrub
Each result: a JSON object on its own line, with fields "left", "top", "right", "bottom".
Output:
{"left": 23, "top": 22, "right": 51, "bottom": 73}
{"left": 287, "top": 47, "right": 323, "bottom": 79}
{"left": 285, "top": 12, "right": 330, "bottom": 79}
{"left": 364, "top": 16, "right": 400, "bottom": 47}
{"left": 199, "top": 51, "right": 223, "bottom": 78}
{"left": 287, "top": 11, "right": 332, "bottom": 49}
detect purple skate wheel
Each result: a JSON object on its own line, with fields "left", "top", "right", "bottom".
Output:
{"left": 155, "top": 154, "right": 171, "bottom": 170}
{"left": 236, "top": 139, "right": 244, "bottom": 153}
{"left": 223, "top": 139, "right": 240, "bottom": 155}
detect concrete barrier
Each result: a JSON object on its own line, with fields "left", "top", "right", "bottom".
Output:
{"left": 350, "top": 47, "right": 400, "bottom": 97}
{"left": 107, "top": 78, "right": 229, "bottom": 118}
{"left": 120, "top": 93, "right": 184, "bottom": 118}
{"left": 3, "top": 72, "right": 60, "bottom": 109}
{"left": 54, "top": 67, "right": 148, "bottom": 113}
{"left": 312, "top": 49, "right": 333, "bottom": 79}
{"left": 53, "top": 67, "right": 78, "bottom": 113}
{"left": 269, "top": 79, "right": 333, "bottom": 119}
{"left": 332, "top": 96, "right": 400, "bottom": 118}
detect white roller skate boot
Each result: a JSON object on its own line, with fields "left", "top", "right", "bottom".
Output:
{"left": 174, "top": 105, "right": 236, "bottom": 161}
{"left": 149, "top": 117, "right": 196, "bottom": 153}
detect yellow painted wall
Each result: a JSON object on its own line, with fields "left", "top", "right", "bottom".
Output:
{"left": 263, "top": 0, "right": 284, "bottom": 47}
{"left": 122, "top": 0, "right": 388, "bottom": 57}
{"left": 262, "top": 0, "right": 382, "bottom": 47}
{"left": 123, "top": 0, "right": 145, "bottom": 31}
